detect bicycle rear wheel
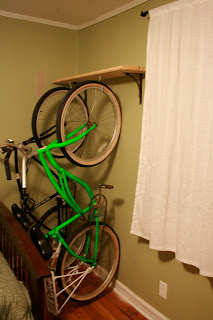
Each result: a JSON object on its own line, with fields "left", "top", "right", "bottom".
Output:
{"left": 39, "top": 205, "right": 71, "bottom": 237}
{"left": 56, "top": 222, "right": 120, "bottom": 301}
{"left": 32, "top": 87, "right": 69, "bottom": 157}
{"left": 56, "top": 82, "right": 122, "bottom": 166}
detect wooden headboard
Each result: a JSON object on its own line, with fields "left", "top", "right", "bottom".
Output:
{"left": 0, "top": 201, "right": 52, "bottom": 320}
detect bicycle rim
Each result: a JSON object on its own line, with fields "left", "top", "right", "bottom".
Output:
{"left": 32, "top": 87, "right": 69, "bottom": 157}
{"left": 56, "top": 82, "right": 122, "bottom": 166}
{"left": 56, "top": 222, "right": 120, "bottom": 301}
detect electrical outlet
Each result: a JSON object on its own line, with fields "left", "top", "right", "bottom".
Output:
{"left": 159, "top": 280, "right": 167, "bottom": 299}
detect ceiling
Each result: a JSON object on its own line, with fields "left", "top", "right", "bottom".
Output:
{"left": 0, "top": 0, "right": 148, "bottom": 30}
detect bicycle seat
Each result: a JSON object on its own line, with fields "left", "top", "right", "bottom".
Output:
{"left": 30, "top": 225, "right": 54, "bottom": 261}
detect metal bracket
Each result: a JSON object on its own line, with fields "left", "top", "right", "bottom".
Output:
{"left": 44, "top": 264, "right": 94, "bottom": 315}
{"left": 125, "top": 73, "right": 144, "bottom": 104}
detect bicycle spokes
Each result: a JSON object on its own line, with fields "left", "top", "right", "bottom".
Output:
{"left": 60, "top": 262, "right": 94, "bottom": 295}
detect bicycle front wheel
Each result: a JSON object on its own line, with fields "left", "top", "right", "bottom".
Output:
{"left": 56, "top": 222, "right": 120, "bottom": 301}
{"left": 56, "top": 82, "right": 122, "bottom": 166}
{"left": 32, "top": 87, "right": 69, "bottom": 157}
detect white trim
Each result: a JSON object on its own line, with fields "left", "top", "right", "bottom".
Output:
{"left": 112, "top": 279, "right": 170, "bottom": 320}
{"left": 0, "top": 10, "right": 79, "bottom": 30}
{"left": 79, "top": 0, "right": 149, "bottom": 30}
{"left": 86, "top": 257, "right": 168, "bottom": 320}
{"left": 0, "top": 0, "right": 149, "bottom": 30}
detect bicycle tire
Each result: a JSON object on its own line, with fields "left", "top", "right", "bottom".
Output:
{"left": 56, "top": 222, "right": 120, "bottom": 301}
{"left": 39, "top": 204, "right": 86, "bottom": 239}
{"left": 38, "top": 180, "right": 78, "bottom": 238}
{"left": 39, "top": 205, "right": 68, "bottom": 235}
{"left": 32, "top": 87, "right": 69, "bottom": 157}
{"left": 56, "top": 81, "right": 122, "bottom": 166}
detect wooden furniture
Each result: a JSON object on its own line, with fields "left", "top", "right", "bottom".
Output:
{"left": 52, "top": 65, "right": 146, "bottom": 104}
{"left": 0, "top": 201, "right": 52, "bottom": 320}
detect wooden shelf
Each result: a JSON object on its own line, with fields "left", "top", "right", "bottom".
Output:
{"left": 52, "top": 65, "right": 145, "bottom": 84}
{"left": 52, "top": 65, "right": 146, "bottom": 104}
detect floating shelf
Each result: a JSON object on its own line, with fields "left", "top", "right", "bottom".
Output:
{"left": 52, "top": 65, "right": 145, "bottom": 84}
{"left": 52, "top": 65, "right": 146, "bottom": 104}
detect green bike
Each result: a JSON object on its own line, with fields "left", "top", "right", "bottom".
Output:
{"left": 1, "top": 122, "right": 120, "bottom": 302}
{"left": 36, "top": 122, "right": 120, "bottom": 302}
{"left": 1, "top": 81, "right": 121, "bottom": 301}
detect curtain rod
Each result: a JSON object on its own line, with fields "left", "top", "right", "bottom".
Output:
{"left": 140, "top": 10, "right": 149, "bottom": 17}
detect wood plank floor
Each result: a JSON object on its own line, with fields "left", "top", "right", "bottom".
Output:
{"left": 51, "top": 287, "right": 148, "bottom": 320}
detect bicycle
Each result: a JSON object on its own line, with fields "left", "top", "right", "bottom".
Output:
{"left": 0, "top": 123, "right": 120, "bottom": 302}
{"left": 32, "top": 81, "right": 122, "bottom": 166}
{"left": 32, "top": 86, "right": 69, "bottom": 158}
{"left": 1, "top": 137, "right": 83, "bottom": 266}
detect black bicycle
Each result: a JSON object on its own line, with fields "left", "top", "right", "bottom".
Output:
{"left": 1, "top": 137, "right": 85, "bottom": 268}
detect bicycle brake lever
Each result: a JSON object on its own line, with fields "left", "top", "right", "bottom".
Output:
{"left": 0, "top": 146, "right": 13, "bottom": 154}
{"left": 5, "top": 138, "right": 14, "bottom": 144}
{"left": 0, "top": 139, "right": 15, "bottom": 154}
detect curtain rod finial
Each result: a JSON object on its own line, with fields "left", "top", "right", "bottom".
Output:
{"left": 140, "top": 10, "right": 149, "bottom": 17}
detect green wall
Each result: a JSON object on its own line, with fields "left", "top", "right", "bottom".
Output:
{"left": 0, "top": 0, "right": 213, "bottom": 319}
{"left": 0, "top": 16, "right": 78, "bottom": 210}
{"left": 78, "top": 1, "right": 213, "bottom": 320}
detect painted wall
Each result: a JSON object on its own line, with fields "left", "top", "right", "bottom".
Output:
{"left": 0, "top": 16, "right": 78, "bottom": 211}
{"left": 0, "top": 1, "right": 213, "bottom": 319}
{"left": 78, "top": 1, "right": 213, "bottom": 320}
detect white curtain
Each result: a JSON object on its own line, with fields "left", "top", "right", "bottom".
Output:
{"left": 131, "top": 0, "right": 213, "bottom": 277}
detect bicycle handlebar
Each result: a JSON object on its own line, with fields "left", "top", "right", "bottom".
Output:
{"left": 2, "top": 147, "right": 12, "bottom": 180}
{"left": 0, "top": 122, "right": 97, "bottom": 197}
{"left": 0, "top": 142, "right": 33, "bottom": 183}
{"left": 0, "top": 142, "right": 32, "bottom": 154}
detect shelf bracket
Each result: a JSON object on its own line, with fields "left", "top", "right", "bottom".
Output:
{"left": 125, "top": 73, "right": 144, "bottom": 104}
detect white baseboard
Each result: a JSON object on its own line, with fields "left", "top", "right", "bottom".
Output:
{"left": 111, "top": 280, "right": 170, "bottom": 320}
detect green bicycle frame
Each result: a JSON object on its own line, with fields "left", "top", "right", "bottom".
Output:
{"left": 37, "top": 122, "right": 100, "bottom": 265}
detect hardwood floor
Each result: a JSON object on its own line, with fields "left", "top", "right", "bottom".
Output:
{"left": 52, "top": 287, "right": 148, "bottom": 320}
